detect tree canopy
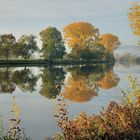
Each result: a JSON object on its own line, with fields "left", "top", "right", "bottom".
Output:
{"left": 40, "top": 27, "right": 66, "bottom": 59}
{"left": 14, "top": 35, "right": 39, "bottom": 60}
{"left": 128, "top": 2, "right": 140, "bottom": 45}
{"left": 99, "top": 33, "right": 121, "bottom": 53}
{"left": 128, "top": 2, "right": 140, "bottom": 36}
{"left": 63, "top": 22, "right": 100, "bottom": 49}
{"left": 0, "top": 34, "right": 16, "bottom": 60}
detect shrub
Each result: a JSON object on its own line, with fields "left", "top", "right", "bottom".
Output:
{"left": 55, "top": 77, "right": 140, "bottom": 140}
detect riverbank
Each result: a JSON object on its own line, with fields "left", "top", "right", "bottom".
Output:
{"left": 0, "top": 59, "right": 114, "bottom": 67}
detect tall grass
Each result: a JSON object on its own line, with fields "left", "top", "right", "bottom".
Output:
{"left": 0, "top": 97, "right": 30, "bottom": 140}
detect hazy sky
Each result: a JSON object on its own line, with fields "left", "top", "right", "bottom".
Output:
{"left": 0, "top": 0, "right": 139, "bottom": 47}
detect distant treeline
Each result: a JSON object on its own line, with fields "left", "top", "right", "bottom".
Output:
{"left": 115, "top": 53, "right": 140, "bottom": 64}
{"left": 0, "top": 21, "right": 121, "bottom": 62}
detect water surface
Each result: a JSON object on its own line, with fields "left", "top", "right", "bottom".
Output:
{"left": 0, "top": 62, "right": 139, "bottom": 140}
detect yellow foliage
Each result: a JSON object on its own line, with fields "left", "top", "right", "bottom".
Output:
{"left": 63, "top": 22, "right": 100, "bottom": 48}
{"left": 99, "top": 33, "right": 121, "bottom": 52}
{"left": 128, "top": 2, "right": 140, "bottom": 36}
{"left": 63, "top": 77, "right": 97, "bottom": 103}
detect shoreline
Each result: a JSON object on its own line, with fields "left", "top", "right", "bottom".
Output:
{"left": 0, "top": 59, "right": 114, "bottom": 67}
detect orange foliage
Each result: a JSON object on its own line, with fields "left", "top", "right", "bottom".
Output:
{"left": 99, "top": 33, "right": 120, "bottom": 52}
{"left": 63, "top": 77, "right": 97, "bottom": 103}
{"left": 56, "top": 78, "right": 140, "bottom": 140}
{"left": 97, "top": 69, "right": 119, "bottom": 89}
{"left": 63, "top": 22, "right": 100, "bottom": 48}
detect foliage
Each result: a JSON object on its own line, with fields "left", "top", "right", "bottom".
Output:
{"left": 63, "top": 22, "right": 100, "bottom": 49}
{"left": 14, "top": 35, "right": 39, "bottom": 60}
{"left": 0, "top": 22, "right": 119, "bottom": 62}
{"left": 40, "top": 27, "right": 66, "bottom": 59}
{"left": 99, "top": 33, "right": 121, "bottom": 53}
{"left": 67, "top": 43, "right": 114, "bottom": 61}
{"left": 55, "top": 77, "right": 140, "bottom": 140}
{"left": 0, "top": 97, "right": 30, "bottom": 140}
{"left": 0, "top": 34, "right": 16, "bottom": 60}
{"left": 128, "top": 2, "right": 140, "bottom": 37}
{"left": 123, "top": 76, "right": 140, "bottom": 107}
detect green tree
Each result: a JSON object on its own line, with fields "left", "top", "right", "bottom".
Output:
{"left": 0, "top": 34, "right": 16, "bottom": 60}
{"left": 68, "top": 43, "right": 113, "bottom": 61}
{"left": 40, "top": 27, "right": 66, "bottom": 59}
{"left": 14, "top": 35, "right": 39, "bottom": 61}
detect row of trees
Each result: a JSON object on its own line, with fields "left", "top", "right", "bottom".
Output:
{"left": 0, "top": 21, "right": 121, "bottom": 61}
{"left": 41, "top": 22, "right": 121, "bottom": 60}
{"left": 0, "top": 34, "right": 38, "bottom": 60}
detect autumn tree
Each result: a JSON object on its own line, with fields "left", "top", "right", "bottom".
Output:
{"left": 99, "top": 33, "right": 121, "bottom": 53}
{"left": 63, "top": 22, "right": 100, "bottom": 49}
{"left": 40, "top": 27, "right": 66, "bottom": 59}
{"left": 128, "top": 2, "right": 140, "bottom": 45}
{"left": 0, "top": 34, "right": 16, "bottom": 60}
{"left": 128, "top": 2, "right": 140, "bottom": 37}
{"left": 14, "top": 35, "right": 39, "bottom": 61}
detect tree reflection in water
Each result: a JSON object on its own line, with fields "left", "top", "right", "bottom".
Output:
{"left": 0, "top": 67, "right": 38, "bottom": 94}
{"left": 63, "top": 64, "right": 119, "bottom": 103}
{"left": 12, "top": 68, "right": 38, "bottom": 92}
{"left": 0, "top": 65, "right": 119, "bottom": 102}
{"left": 0, "top": 67, "right": 16, "bottom": 93}
{"left": 40, "top": 67, "right": 66, "bottom": 99}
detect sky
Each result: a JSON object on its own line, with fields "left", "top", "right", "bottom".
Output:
{"left": 0, "top": 0, "right": 139, "bottom": 48}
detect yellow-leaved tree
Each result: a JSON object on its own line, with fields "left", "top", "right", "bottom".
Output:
{"left": 99, "top": 33, "right": 121, "bottom": 53}
{"left": 63, "top": 22, "right": 100, "bottom": 49}
{"left": 128, "top": 2, "right": 140, "bottom": 44}
{"left": 128, "top": 2, "right": 140, "bottom": 37}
